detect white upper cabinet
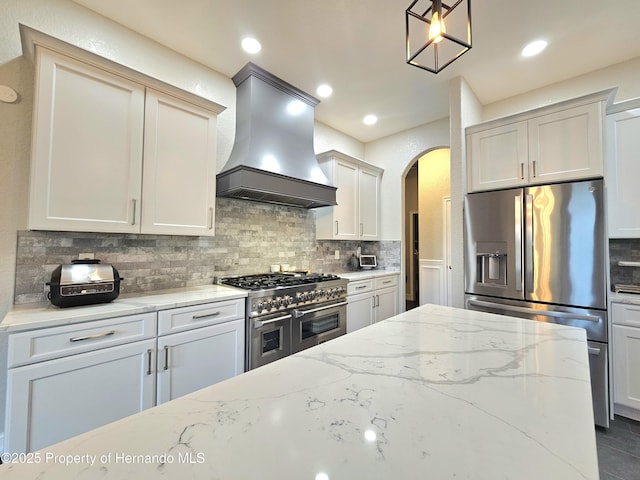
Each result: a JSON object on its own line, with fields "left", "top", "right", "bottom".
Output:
{"left": 528, "top": 102, "right": 604, "bottom": 184}
{"left": 315, "top": 150, "right": 383, "bottom": 240}
{"left": 142, "top": 90, "right": 217, "bottom": 236}
{"left": 606, "top": 104, "right": 640, "bottom": 238}
{"left": 467, "top": 90, "right": 612, "bottom": 192}
{"left": 29, "top": 49, "right": 145, "bottom": 233}
{"left": 467, "top": 121, "right": 528, "bottom": 191}
{"left": 27, "top": 41, "right": 224, "bottom": 236}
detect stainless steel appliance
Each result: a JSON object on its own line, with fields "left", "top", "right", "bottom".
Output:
{"left": 219, "top": 272, "right": 347, "bottom": 370}
{"left": 47, "top": 259, "right": 122, "bottom": 308}
{"left": 464, "top": 178, "right": 609, "bottom": 427}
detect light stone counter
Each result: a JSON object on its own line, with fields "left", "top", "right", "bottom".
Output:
{"left": 0, "top": 304, "right": 598, "bottom": 479}
{"left": 338, "top": 269, "right": 400, "bottom": 281}
{"left": 610, "top": 291, "right": 640, "bottom": 306}
{"left": 0, "top": 285, "right": 247, "bottom": 332}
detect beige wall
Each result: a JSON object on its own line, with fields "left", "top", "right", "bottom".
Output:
{"left": 418, "top": 149, "right": 450, "bottom": 260}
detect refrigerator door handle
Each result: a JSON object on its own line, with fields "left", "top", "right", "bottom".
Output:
{"left": 525, "top": 194, "right": 534, "bottom": 293}
{"left": 467, "top": 299, "right": 601, "bottom": 323}
{"left": 514, "top": 194, "right": 523, "bottom": 292}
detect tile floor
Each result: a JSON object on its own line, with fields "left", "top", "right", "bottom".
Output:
{"left": 597, "top": 415, "right": 640, "bottom": 480}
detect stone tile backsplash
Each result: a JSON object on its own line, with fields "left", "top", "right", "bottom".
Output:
{"left": 610, "top": 238, "right": 640, "bottom": 290}
{"left": 14, "top": 198, "right": 401, "bottom": 304}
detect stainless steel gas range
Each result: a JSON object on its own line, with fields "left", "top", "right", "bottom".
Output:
{"left": 219, "top": 272, "right": 348, "bottom": 370}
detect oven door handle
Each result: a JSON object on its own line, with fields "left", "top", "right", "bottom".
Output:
{"left": 293, "top": 301, "right": 347, "bottom": 318}
{"left": 254, "top": 314, "right": 292, "bottom": 329}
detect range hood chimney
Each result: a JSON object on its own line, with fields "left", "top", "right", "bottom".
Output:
{"left": 217, "top": 63, "right": 336, "bottom": 208}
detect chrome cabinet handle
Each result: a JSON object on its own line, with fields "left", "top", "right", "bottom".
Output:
{"left": 376, "top": 295, "right": 380, "bottom": 307}
{"left": 146, "top": 349, "right": 153, "bottom": 375}
{"left": 532, "top": 160, "right": 537, "bottom": 178}
{"left": 335, "top": 221, "right": 339, "bottom": 235}
{"left": 254, "top": 314, "right": 292, "bottom": 329}
{"left": 131, "top": 199, "right": 137, "bottom": 225}
{"left": 520, "top": 162, "right": 525, "bottom": 180}
{"left": 360, "top": 223, "right": 363, "bottom": 236}
{"left": 208, "top": 207, "right": 214, "bottom": 230}
{"left": 192, "top": 311, "right": 221, "bottom": 320}
{"left": 69, "top": 330, "right": 116, "bottom": 343}
{"left": 163, "top": 345, "right": 170, "bottom": 371}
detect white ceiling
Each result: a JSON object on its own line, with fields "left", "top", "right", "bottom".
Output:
{"left": 72, "top": 0, "right": 640, "bottom": 143}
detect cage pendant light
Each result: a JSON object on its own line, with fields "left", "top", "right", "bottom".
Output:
{"left": 406, "top": 0, "right": 472, "bottom": 73}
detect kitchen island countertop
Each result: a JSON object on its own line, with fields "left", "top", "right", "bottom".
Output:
{"left": 0, "top": 304, "right": 598, "bottom": 479}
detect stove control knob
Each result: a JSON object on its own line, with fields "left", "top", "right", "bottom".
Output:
{"left": 257, "top": 301, "right": 266, "bottom": 311}
{"left": 283, "top": 295, "right": 292, "bottom": 307}
{"left": 277, "top": 297, "right": 286, "bottom": 307}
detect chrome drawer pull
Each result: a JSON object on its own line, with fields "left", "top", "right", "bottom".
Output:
{"left": 355, "top": 285, "right": 368, "bottom": 290}
{"left": 69, "top": 330, "right": 116, "bottom": 343}
{"left": 192, "top": 311, "right": 221, "bottom": 320}
{"left": 146, "top": 349, "right": 153, "bottom": 375}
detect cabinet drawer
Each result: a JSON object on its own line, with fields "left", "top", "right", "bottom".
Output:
{"left": 8, "top": 313, "right": 157, "bottom": 368}
{"left": 347, "top": 279, "right": 374, "bottom": 295}
{"left": 612, "top": 302, "right": 640, "bottom": 328}
{"left": 158, "top": 298, "right": 244, "bottom": 336}
{"left": 375, "top": 275, "right": 398, "bottom": 289}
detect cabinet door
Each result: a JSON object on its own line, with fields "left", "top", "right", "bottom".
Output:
{"left": 607, "top": 108, "right": 640, "bottom": 237}
{"left": 156, "top": 319, "right": 244, "bottom": 404}
{"left": 333, "top": 160, "right": 359, "bottom": 240}
{"left": 528, "top": 103, "right": 603, "bottom": 184}
{"left": 5, "top": 339, "right": 155, "bottom": 453}
{"left": 467, "top": 121, "right": 528, "bottom": 192}
{"left": 612, "top": 324, "right": 640, "bottom": 411}
{"left": 359, "top": 167, "right": 381, "bottom": 240}
{"left": 346, "top": 292, "right": 374, "bottom": 333}
{"left": 374, "top": 286, "right": 398, "bottom": 323}
{"left": 141, "top": 90, "right": 217, "bottom": 236}
{"left": 28, "top": 48, "right": 144, "bottom": 233}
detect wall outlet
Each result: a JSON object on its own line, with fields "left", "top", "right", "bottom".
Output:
{"left": 334, "top": 250, "right": 340, "bottom": 259}
{"left": 79, "top": 252, "right": 94, "bottom": 259}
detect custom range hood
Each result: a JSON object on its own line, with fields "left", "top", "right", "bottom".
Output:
{"left": 217, "top": 63, "right": 336, "bottom": 208}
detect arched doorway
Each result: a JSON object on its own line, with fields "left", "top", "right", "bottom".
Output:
{"left": 403, "top": 147, "right": 451, "bottom": 310}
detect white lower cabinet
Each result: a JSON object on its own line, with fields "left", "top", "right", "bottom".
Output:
{"left": 612, "top": 301, "right": 640, "bottom": 420}
{"left": 346, "top": 274, "right": 399, "bottom": 333}
{"left": 5, "top": 313, "right": 157, "bottom": 453}
{"left": 156, "top": 310, "right": 244, "bottom": 404}
{"left": 4, "top": 299, "right": 245, "bottom": 453}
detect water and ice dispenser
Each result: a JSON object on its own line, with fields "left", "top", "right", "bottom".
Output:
{"left": 476, "top": 242, "right": 508, "bottom": 286}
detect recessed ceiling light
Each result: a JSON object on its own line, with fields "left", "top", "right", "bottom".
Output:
{"left": 241, "top": 37, "right": 262, "bottom": 54}
{"left": 316, "top": 84, "right": 333, "bottom": 98}
{"left": 521, "top": 40, "right": 548, "bottom": 57}
{"left": 363, "top": 114, "right": 378, "bottom": 125}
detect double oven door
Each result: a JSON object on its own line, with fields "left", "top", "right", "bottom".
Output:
{"left": 249, "top": 300, "right": 346, "bottom": 370}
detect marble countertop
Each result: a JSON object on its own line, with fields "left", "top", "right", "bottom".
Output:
{"left": 610, "top": 291, "right": 640, "bottom": 305}
{"left": 338, "top": 270, "right": 400, "bottom": 281}
{"left": 0, "top": 285, "right": 247, "bottom": 332}
{"left": 0, "top": 304, "right": 598, "bottom": 479}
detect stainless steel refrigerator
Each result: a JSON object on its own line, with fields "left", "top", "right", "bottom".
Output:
{"left": 464, "top": 178, "right": 609, "bottom": 427}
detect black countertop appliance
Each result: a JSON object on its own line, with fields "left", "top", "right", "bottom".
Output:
{"left": 47, "top": 259, "right": 122, "bottom": 308}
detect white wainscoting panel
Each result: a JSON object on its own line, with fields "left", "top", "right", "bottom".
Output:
{"left": 419, "top": 259, "right": 446, "bottom": 306}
